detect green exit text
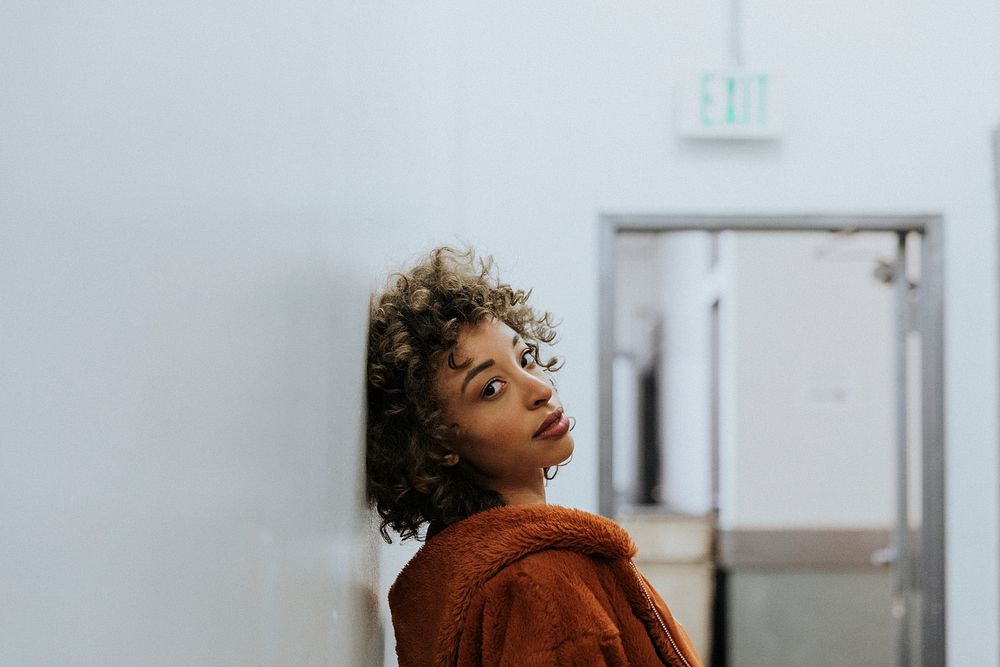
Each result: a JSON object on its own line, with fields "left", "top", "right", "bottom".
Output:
{"left": 700, "top": 73, "right": 770, "bottom": 128}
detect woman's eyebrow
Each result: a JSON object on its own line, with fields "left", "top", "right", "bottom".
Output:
{"left": 460, "top": 336, "right": 520, "bottom": 394}
{"left": 461, "top": 360, "right": 495, "bottom": 394}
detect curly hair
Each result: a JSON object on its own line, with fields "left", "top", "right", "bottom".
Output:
{"left": 366, "top": 247, "right": 561, "bottom": 543}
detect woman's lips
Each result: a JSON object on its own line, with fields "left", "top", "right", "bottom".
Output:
{"left": 533, "top": 409, "right": 570, "bottom": 440}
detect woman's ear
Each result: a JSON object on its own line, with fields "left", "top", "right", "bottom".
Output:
{"left": 441, "top": 452, "right": 460, "bottom": 467}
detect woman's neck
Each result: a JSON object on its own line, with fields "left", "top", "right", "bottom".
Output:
{"left": 501, "top": 487, "right": 547, "bottom": 505}
{"left": 496, "top": 469, "right": 548, "bottom": 506}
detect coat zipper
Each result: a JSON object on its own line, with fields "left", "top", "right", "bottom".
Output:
{"left": 629, "top": 560, "right": 693, "bottom": 667}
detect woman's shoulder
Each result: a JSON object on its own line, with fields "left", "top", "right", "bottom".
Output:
{"left": 392, "top": 504, "right": 636, "bottom": 604}
{"left": 435, "top": 503, "right": 636, "bottom": 558}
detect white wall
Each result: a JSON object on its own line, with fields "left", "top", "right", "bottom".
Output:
{"left": 2, "top": 3, "right": 379, "bottom": 665}
{"left": 331, "top": 6, "right": 469, "bottom": 664}
{"left": 343, "top": 3, "right": 1000, "bottom": 664}
{"left": 658, "top": 232, "right": 718, "bottom": 517}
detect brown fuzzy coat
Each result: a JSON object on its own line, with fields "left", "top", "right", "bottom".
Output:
{"left": 389, "top": 504, "right": 703, "bottom": 666}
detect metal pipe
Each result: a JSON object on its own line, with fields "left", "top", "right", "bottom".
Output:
{"left": 598, "top": 220, "right": 617, "bottom": 518}
{"left": 893, "top": 231, "right": 911, "bottom": 666}
{"left": 920, "top": 218, "right": 947, "bottom": 666}
{"left": 729, "top": 0, "right": 744, "bottom": 68}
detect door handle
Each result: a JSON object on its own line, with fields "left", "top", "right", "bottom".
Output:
{"left": 870, "top": 545, "right": 897, "bottom": 566}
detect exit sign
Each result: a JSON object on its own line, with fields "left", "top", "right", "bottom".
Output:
{"left": 676, "top": 70, "right": 783, "bottom": 139}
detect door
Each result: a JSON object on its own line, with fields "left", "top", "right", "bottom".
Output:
{"left": 599, "top": 216, "right": 945, "bottom": 667}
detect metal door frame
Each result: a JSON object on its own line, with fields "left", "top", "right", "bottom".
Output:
{"left": 597, "top": 213, "right": 945, "bottom": 665}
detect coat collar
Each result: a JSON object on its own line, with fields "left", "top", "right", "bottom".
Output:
{"left": 389, "top": 504, "right": 636, "bottom": 666}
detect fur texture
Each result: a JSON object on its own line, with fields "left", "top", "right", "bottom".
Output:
{"left": 389, "top": 504, "right": 703, "bottom": 666}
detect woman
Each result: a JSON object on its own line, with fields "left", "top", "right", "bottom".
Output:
{"left": 367, "top": 247, "right": 702, "bottom": 667}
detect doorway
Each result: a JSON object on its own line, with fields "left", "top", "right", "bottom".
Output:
{"left": 598, "top": 215, "right": 944, "bottom": 667}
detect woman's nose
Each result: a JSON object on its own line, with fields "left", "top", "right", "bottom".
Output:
{"left": 523, "top": 370, "right": 553, "bottom": 407}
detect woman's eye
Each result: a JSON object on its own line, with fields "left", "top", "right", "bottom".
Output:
{"left": 520, "top": 349, "right": 535, "bottom": 368}
{"left": 482, "top": 379, "right": 504, "bottom": 398}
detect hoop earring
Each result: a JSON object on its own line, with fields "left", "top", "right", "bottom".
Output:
{"left": 542, "top": 453, "right": 573, "bottom": 482}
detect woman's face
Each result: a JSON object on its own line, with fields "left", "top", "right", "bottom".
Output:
{"left": 434, "top": 319, "right": 574, "bottom": 490}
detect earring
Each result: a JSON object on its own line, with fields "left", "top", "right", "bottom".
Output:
{"left": 442, "top": 453, "right": 460, "bottom": 467}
